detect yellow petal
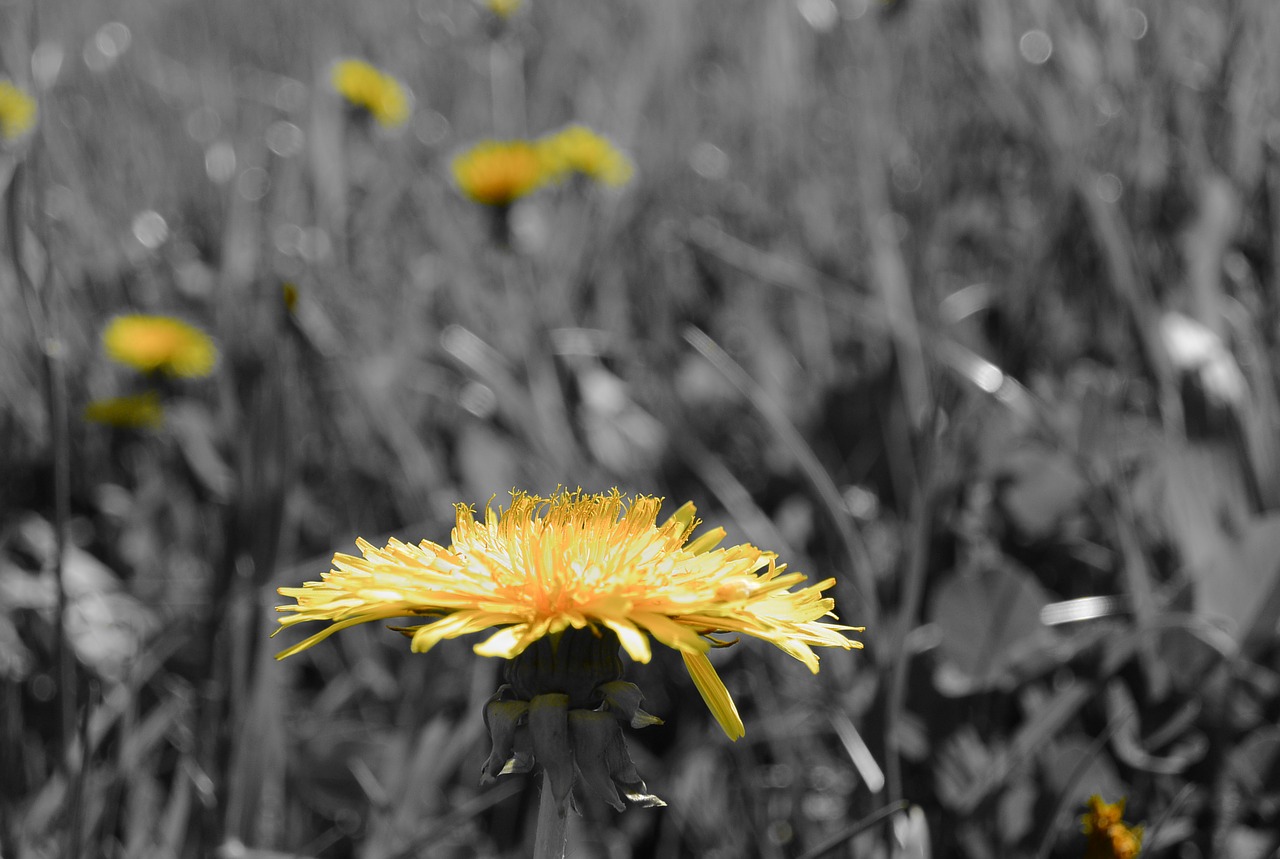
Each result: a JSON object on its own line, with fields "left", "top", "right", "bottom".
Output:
{"left": 274, "top": 616, "right": 372, "bottom": 659}
{"left": 681, "top": 651, "right": 744, "bottom": 741}
{"left": 410, "top": 612, "right": 506, "bottom": 653}
{"left": 602, "top": 618, "right": 652, "bottom": 663}
{"left": 472, "top": 625, "right": 528, "bottom": 658}
{"left": 632, "top": 612, "right": 709, "bottom": 655}
{"left": 685, "top": 527, "right": 727, "bottom": 556}
{"left": 662, "top": 501, "right": 698, "bottom": 539}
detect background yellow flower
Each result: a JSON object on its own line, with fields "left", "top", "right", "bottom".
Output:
{"left": 538, "top": 124, "right": 634, "bottom": 186}
{"left": 0, "top": 79, "right": 37, "bottom": 142}
{"left": 1082, "top": 795, "right": 1144, "bottom": 859}
{"left": 331, "top": 59, "right": 410, "bottom": 127}
{"left": 83, "top": 391, "right": 164, "bottom": 429}
{"left": 102, "top": 314, "right": 218, "bottom": 378}
{"left": 451, "top": 139, "right": 548, "bottom": 206}
{"left": 484, "top": 0, "right": 522, "bottom": 19}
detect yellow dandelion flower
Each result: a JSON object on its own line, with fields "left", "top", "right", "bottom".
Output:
{"left": 1106, "top": 827, "right": 1143, "bottom": 859}
{"left": 539, "top": 124, "right": 634, "bottom": 187}
{"left": 281, "top": 282, "right": 299, "bottom": 313}
{"left": 0, "top": 79, "right": 37, "bottom": 142}
{"left": 484, "top": 0, "right": 523, "bottom": 18}
{"left": 1082, "top": 795, "right": 1126, "bottom": 836}
{"left": 331, "top": 59, "right": 410, "bottom": 128}
{"left": 83, "top": 391, "right": 164, "bottom": 429}
{"left": 451, "top": 139, "right": 548, "bottom": 207}
{"left": 275, "top": 489, "right": 863, "bottom": 740}
{"left": 1082, "top": 795, "right": 1144, "bottom": 859}
{"left": 102, "top": 315, "right": 218, "bottom": 379}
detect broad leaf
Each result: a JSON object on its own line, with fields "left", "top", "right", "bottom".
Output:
{"left": 929, "top": 560, "right": 1061, "bottom": 696}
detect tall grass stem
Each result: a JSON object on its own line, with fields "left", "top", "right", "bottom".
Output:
{"left": 6, "top": 157, "right": 77, "bottom": 854}
{"left": 882, "top": 482, "right": 933, "bottom": 807}
{"left": 683, "top": 326, "right": 881, "bottom": 626}
{"left": 489, "top": 33, "right": 526, "bottom": 137}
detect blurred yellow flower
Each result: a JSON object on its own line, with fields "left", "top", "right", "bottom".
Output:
{"left": 0, "top": 79, "right": 37, "bottom": 142}
{"left": 282, "top": 281, "right": 299, "bottom": 313}
{"left": 539, "top": 124, "right": 634, "bottom": 187}
{"left": 484, "top": 0, "right": 523, "bottom": 18}
{"left": 331, "top": 59, "right": 410, "bottom": 128}
{"left": 83, "top": 392, "right": 164, "bottom": 429}
{"left": 451, "top": 139, "right": 548, "bottom": 207}
{"left": 102, "top": 315, "right": 218, "bottom": 378}
{"left": 275, "top": 489, "right": 863, "bottom": 740}
{"left": 1082, "top": 795, "right": 1144, "bottom": 859}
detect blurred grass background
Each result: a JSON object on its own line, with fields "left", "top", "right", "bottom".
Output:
{"left": 3, "top": 0, "right": 1280, "bottom": 856}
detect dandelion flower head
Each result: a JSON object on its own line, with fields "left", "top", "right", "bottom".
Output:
{"left": 451, "top": 139, "right": 548, "bottom": 207}
{"left": 1082, "top": 795, "right": 1144, "bottom": 859}
{"left": 539, "top": 124, "right": 634, "bottom": 187}
{"left": 102, "top": 315, "right": 218, "bottom": 379}
{"left": 0, "top": 79, "right": 37, "bottom": 142}
{"left": 282, "top": 282, "right": 299, "bottom": 313}
{"left": 331, "top": 59, "right": 410, "bottom": 128}
{"left": 275, "top": 489, "right": 863, "bottom": 740}
{"left": 83, "top": 391, "right": 164, "bottom": 429}
{"left": 483, "top": 0, "right": 523, "bottom": 19}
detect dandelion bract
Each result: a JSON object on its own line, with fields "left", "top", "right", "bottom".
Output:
{"left": 102, "top": 315, "right": 218, "bottom": 378}
{"left": 331, "top": 59, "right": 410, "bottom": 128}
{"left": 0, "top": 79, "right": 37, "bottom": 142}
{"left": 275, "top": 489, "right": 863, "bottom": 740}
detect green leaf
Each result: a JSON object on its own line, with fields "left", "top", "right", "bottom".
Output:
{"left": 928, "top": 560, "right": 1061, "bottom": 696}
{"left": 1200, "top": 513, "right": 1280, "bottom": 646}
{"left": 999, "top": 447, "right": 1087, "bottom": 540}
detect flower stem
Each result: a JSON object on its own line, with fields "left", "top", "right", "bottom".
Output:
{"left": 533, "top": 770, "right": 568, "bottom": 859}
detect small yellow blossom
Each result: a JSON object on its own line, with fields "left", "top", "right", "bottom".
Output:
{"left": 331, "top": 59, "right": 410, "bottom": 128}
{"left": 102, "top": 315, "right": 218, "bottom": 378}
{"left": 1082, "top": 795, "right": 1144, "bottom": 859}
{"left": 539, "top": 124, "right": 634, "bottom": 186}
{"left": 83, "top": 392, "right": 164, "bottom": 429}
{"left": 275, "top": 490, "right": 863, "bottom": 740}
{"left": 451, "top": 139, "right": 548, "bottom": 207}
{"left": 282, "top": 282, "right": 299, "bottom": 313}
{"left": 484, "top": 0, "right": 523, "bottom": 18}
{"left": 0, "top": 79, "right": 37, "bottom": 142}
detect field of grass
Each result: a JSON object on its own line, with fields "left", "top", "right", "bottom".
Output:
{"left": 3, "top": 0, "right": 1280, "bottom": 856}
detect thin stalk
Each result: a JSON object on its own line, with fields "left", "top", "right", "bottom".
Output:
{"left": 499, "top": 252, "right": 580, "bottom": 474}
{"left": 68, "top": 679, "right": 97, "bottom": 859}
{"left": 844, "top": 12, "right": 931, "bottom": 432}
{"left": 532, "top": 770, "right": 568, "bottom": 859}
{"left": 488, "top": 30, "right": 526, "bottom": 138}
{"left": 683, "top": 326, "right": 881, "bottom": 625}
{"left": 7, "top": 152, "right": 76, "bottom": 856}
{"left": 881, "top": 479, "right": 931, "bottom": 807}
{"left": 17, "top": 8, "right": 80, "bottom": 851}
{"left": 794, "top": 801, "right": 909, "bottom": 859}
